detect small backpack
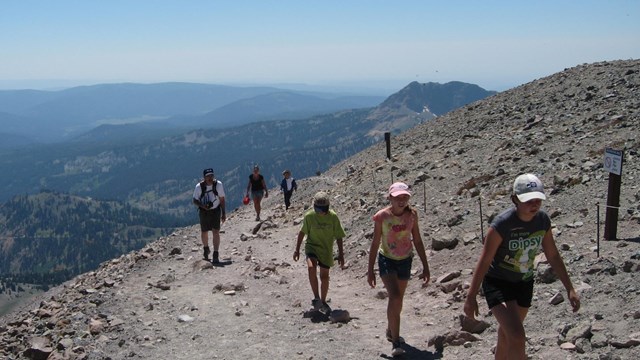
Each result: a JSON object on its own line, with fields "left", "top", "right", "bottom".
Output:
{"left": 199, "top": 180, "right": 219, "bottom": 203}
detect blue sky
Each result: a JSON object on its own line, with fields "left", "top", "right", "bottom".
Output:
{"left": 1, "top": 0, "right": 639, "bottom": 93}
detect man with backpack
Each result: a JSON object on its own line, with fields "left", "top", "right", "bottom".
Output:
{"left": 193, "top": 168, "right": 226, "bottom": 263}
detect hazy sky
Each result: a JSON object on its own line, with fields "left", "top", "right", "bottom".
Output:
{"left": 1, "top": 0, "right": 639, "bottom": 93}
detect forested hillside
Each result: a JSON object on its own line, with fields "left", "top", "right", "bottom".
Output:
{"left": 0, "top": 191, "right": 184, "bottom": 287}
{"left": 0, "top": 108, "right": 386, "bottom": 219}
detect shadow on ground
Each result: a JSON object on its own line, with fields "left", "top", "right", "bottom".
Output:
{"left": 379, "top": 342, "right": 443, "bottom": 359}
{"left": 211, "top": 260, "right": 233, "bottom": 267}
{"left": 303, "top": 307, "right": 354, "bottom": 324}
{"left": 303, "top": 309, "right": 331, "bottom": 323}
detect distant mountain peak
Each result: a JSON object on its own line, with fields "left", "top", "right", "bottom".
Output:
{"left": 380, "top": 81, "right": 496, "bottom": 116}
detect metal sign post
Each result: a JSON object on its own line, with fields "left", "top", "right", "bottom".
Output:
{"left": 603, "top": 148, "right": 623, "bottom": 240}
{"left": 596, "top": 203, "right": 600, "bottom": 257}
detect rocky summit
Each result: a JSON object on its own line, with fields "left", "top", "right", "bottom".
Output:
{"left": 1, "top": 59, "right": 639, "bottom": 360}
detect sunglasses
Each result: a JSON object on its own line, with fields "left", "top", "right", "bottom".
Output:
{"left": 314, "top": 204, "right": 329, "bottom": 213}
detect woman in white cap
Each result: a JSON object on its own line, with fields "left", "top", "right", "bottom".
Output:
{"left": 463, "top": 173, "right": 580, "bottom": 360}
{"left": 367, "top": 182, "right": 431, "bottom": 357}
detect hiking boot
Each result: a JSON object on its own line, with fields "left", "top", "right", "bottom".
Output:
{"left": 311, "top": 298, "right": 321, "bottom": 311}
{"left": 391, "top": 341, "right": 405, "bottom": 357}
{"left": 386, "top": 329, "right": 405, "bottom": 344}
{"left": 255, "top": 216, "right": 260, "bottom": 221}
{"left": 212, "top": 251, "right": 219, "bottom": 264}
{"left": 320, "top": 301, "right": 331, "bottom": 314}
{"left": 203, "top": 247, "right": 210, "bottom": 261}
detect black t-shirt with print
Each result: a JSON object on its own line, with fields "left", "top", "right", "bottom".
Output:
{"left": 486, "top": 207, "right": 551, "bottom": 282}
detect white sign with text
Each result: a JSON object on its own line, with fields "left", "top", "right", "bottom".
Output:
{"left": 604, "top": 148, "right": 623, "bottom": 175}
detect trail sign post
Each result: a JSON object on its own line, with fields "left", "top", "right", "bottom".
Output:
{"left": 603, "top": 148, "right": 623, "bottom": 240}
{"left": 384, "top": 132, "right": 391, "bottom": 160}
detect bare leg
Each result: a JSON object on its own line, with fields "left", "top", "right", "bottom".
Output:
{"left": 319, "top": 267, "right": 330, "bottom": 302}
{"left": 306, "top": 257, "right": 320, "bottom": 299}
{"left": 254, "top": 197, "right": 262, "bottom": 219}
{"left": 200, "top": 231, "right": 209, "bottom": 247}
{"left": 380, "top": 274, "right": 409, "bottom": 342}
{"left": 211, "top": 229, "right": 220, "bottom": 252}
{"left": 491, "top": 300, "right": 529, "bottom": 360}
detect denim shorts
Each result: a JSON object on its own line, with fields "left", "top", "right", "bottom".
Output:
{"left": 251, "top": 190, "right": 264, "bottom": 200}
{"left": 482, "top": 276, "right": 534, "bottom": 309}
{"left": 378, "top": 253, "right": 413, "bottom": 280}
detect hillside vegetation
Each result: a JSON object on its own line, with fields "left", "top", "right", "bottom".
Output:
{"left": 0, "top": 191, "right": 183, "bottom": 286}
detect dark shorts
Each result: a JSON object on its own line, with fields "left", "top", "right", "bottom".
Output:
{"left": 306, "top": 253, "right": 330, "bottom": 269}
{"left": 251, "top": 189, "right": 264, "bottom": 200}
{"left": 199, "top": 207, "right": 221, "bottom": 232}
{"left": 482, "top": 276, "right": 534, "bottom": 309}
{"left": 378, "top": 253, "right": 413, "bottom": 280}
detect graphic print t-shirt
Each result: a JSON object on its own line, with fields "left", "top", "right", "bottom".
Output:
{"left": 373, "top": 208, "right": 415, "bottom": 260}
{"left": 486, "top": 207, "right": 551, "bottom": 282}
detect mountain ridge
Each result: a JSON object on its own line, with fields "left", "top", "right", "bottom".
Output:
{"left": 0, "top": 82, "right": 382, "bottom": 143}
{"left": 175, "top": 91, "right": 385, "bottom": 128}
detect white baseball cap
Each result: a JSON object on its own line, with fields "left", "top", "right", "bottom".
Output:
{"left": 513, "top": 174, "right": 546, "bottom": 202}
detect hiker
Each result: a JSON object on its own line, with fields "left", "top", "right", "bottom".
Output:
{"left": 367, "top": 182, "right": 430, "bottom": 357}
{"left": 246, "top": 165, "right": 268, "bottom": 221}
{"left": 293, "top": 191, "right": 345, "bottom": 314}
{"left": 192, "top": 168, "right": 226, "bottom": 263}
{"left": 463, "top": 173, "right": 580, "bottom": 360}
{"left": 280, "top": 169, "right": 297, "bottom": 210}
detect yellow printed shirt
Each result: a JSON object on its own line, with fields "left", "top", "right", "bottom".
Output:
{"left": 373, "top": 208, "right": 415, "bottom": 260}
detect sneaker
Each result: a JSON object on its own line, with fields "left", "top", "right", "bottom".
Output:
{"left": 311, "top": 298, "right": 321, "bottom": 311}
{"left": 319, "top": 301, "right": 331, "bottom": 314}
{"left": 203, "top": 247, "right": 210, "bottom": 261}
{"left": 212, "top": 251, "right": 220, "bottom": 264}
{"left": 386, "top": 329, "right": 405, "bottom": 344}
{"left": 391, "top": 341, "right": 405, "bottom": 357}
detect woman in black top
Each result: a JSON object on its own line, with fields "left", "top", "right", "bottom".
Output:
{"left": 246, "top": 165, "right": 268, "bottom": 221}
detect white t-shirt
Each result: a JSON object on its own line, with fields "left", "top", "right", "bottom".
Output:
{"left": 193, "top": 180, "right": 225, "bottom": 209}
{"left": 284, "top": 178, "right": 295, "bottom": 191}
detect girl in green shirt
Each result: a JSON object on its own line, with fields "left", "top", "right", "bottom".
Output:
{"left": 293, "top": 191, "right": 346, "bottom": 314}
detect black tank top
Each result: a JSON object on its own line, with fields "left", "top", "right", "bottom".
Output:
{"left": 249, "top": 174, "right": 264, "bottom": 191}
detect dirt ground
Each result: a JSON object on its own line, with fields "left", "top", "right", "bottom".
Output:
{"left": 97, "top": 202, "right": 448, "bottom": 359}
{"left": 3, "top": 181, "right": 639, "bottom": 360}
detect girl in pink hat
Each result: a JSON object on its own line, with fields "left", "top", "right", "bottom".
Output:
{"left": 367, "top": 182, "right": 431, "bottom": 357}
